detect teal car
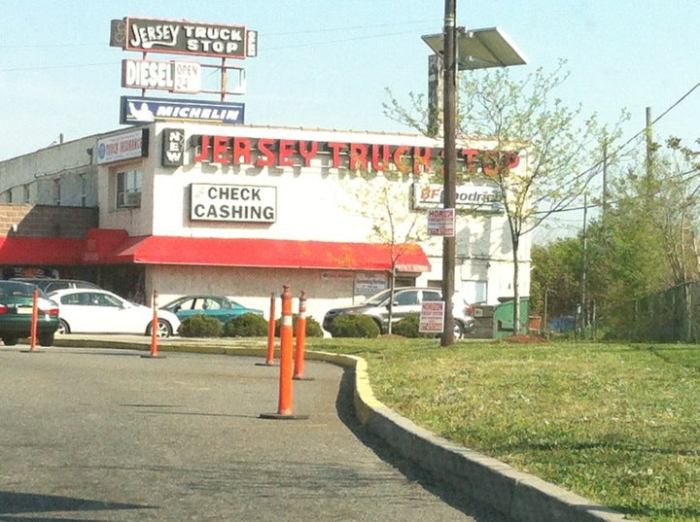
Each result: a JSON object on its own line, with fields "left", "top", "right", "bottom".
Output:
{"left": 0, "top": 281, "right": 60, "bottom": 346}
{"left": 161, "top": 295, "right": 263, "bottom": 324}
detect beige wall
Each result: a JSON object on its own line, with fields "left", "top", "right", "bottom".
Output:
{"left": 148, "top": 265, "right": 368, "bottom": 325}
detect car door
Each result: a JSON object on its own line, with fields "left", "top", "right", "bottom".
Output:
{"left": 390, "top": 289, "right": 421, "bottom": 324}
{"left": 199, "top": 297, "right": 229, "bottom": 323}
{"left": 59, "top": 291, "right": 114, "bottom": 333}
{"left": 90, "top": 292, "right": 129, "bottom": 333}
{"left": 170, "top": 297, "right": 198, "bottom": 322}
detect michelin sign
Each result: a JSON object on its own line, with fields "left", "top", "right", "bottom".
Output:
{"left": 120, "top": 96, "right": 245, "bottom": 125}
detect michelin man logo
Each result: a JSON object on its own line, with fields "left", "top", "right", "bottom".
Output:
{"left": 128, "top": 102, "right": 155, "bottom": 122}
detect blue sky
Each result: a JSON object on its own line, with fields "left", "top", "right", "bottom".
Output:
{"left": 1, "top": 1, "right": 698, "bottom": 237}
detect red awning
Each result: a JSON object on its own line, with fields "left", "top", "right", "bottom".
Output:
{"left": 0, "top": 235, "right": 84, "bottom": 265}
{"left": 0, "top": 230, "right": 431, "bottom": 273}
{"left": 107, "top": 235, "right": 431, "bottom": 272}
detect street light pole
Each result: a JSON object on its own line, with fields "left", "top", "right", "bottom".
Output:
{"left": 440, "top": 0, "right": 457, "bottom": 346}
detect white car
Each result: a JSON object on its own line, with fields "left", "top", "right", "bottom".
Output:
{"left": 48, "top": 288, "right": 180, "bottom": 338}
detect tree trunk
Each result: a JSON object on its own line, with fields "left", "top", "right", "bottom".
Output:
{"left": 512, "top": 239, "right": 521, "bottom": 335}
{"left": 387, "top": 267, "right": 396, "bottom": 335}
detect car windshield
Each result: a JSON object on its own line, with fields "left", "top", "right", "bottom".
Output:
{"left": 364, "top": 289, "right": 393, "bottom": 306}
{"left": 0, "top": 282, "right": 47, "bottom": 300}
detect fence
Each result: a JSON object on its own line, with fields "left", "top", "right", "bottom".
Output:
{"left": 632, "top": 282, "right": 700, "bottom": 343}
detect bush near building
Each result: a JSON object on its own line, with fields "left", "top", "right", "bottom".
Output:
{"left": 178, "top": 315, "right": 223, "bottom": 338}
{"left": 393, "top": 314, "right": 433, "bottom": 338}
{"left": 274, "top": 315, "right": 324, "bottom": 337}
{"left": 224, "top": 313, "right": 268, "bottom": 337}
{"left": 327, "top": 315, "right": 380, "bottom": 338}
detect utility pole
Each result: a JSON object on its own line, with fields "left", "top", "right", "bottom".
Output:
{"left": 581, "top": 193, "right": 588, "bottom": 333}
{"left": 602, "top": 141, "right": 608, "bottom": 217}
{"left": 645, "top": 106, "right": 653, "bottom": 183}
{"left": 440, "top": 0, "right": 457, "bottom": 346}
{"left": 644, "top": 106, "right": 655, "bottom": 210}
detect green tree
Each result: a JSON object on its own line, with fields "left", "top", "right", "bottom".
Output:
{"left": 530, "top": 238, "right": 582, "bottom": 322}
{"left": 585, "top": 136, "right": 700, "bottom": 337}
{"left": 385, "top": 60, "right": 623, "bottom": 334}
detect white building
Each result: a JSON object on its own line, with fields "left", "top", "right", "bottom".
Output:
{"left": 0, "top": 122, "right": 531, "bottom": 329}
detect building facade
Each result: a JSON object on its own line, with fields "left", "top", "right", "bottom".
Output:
{"left": 0, "top": 122, "right": 531, "bottom": 328}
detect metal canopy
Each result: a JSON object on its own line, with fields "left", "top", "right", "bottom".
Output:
{"left": 422, "top": 27, "right": 527, "bottom": 70}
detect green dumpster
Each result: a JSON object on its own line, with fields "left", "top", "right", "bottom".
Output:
{"left": 493, "top": 297, "right": 529, "bottom": 338}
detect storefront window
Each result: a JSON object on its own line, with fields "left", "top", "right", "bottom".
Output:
{"left": 116, "top": 168, "right": 143, "bottom": 208}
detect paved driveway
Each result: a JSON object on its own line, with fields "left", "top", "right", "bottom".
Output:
{"left": 0, "top": 346, "right": 506, "bottom": 521}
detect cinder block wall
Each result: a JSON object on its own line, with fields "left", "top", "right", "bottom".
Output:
{"left": 0, "top": 204, "right": 98, "bottom": 238}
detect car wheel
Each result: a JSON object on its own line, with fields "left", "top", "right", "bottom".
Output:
{"left": 39, "top": 332, "right": 55, "bottom": 347}
{"left": 2, "top": 336, "right": 19, "bottom": 346}
{"left": 57, "top": 319, "right": 70, "bottom": 335}
{"left": 373, "top": 318, "right": 385, "bottom": 334}
{"left": 147, "top": 319, "right": 173, "bottom": 338}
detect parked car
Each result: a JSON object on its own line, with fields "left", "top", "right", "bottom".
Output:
{"left": 48, "top": 288, "right": 180, "bottom": 337}
{"left": 323, "top": 287, "right": 475, "bottom": 338}
{"left": 0, "top": 280, "right": 60, "bottom": 346}
{"left": 161, "top": 295, "right": 264, "bottom": 324}
{"left": 12, "top": 277, "right": 101, "bottom": 294}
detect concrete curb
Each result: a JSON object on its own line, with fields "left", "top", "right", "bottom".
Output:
{"left": 52, "top": 337, "right": 634, "bottom": 522}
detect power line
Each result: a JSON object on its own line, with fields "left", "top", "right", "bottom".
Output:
{"left": 543, "top": 82, "right": 700, "bottom": 216}
{"left": 0, "top": 62, "right": 115, "bottom": 72}
{"left": 0, "top": 25, "right": 432, "bottom": 73}
{"left": 0, "top": 19, "right": 438, "bottom": 49}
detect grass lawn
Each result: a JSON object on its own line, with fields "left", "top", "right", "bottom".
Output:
{"left": 307, "top": 338, "right": 700, "bottom": 522}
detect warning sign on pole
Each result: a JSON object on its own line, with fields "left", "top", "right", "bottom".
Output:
{"left": 419, "top": 301, "right": 445, "bottom": 334}
{"left": 427, "top": 208, "right": 456, "bottom": 237}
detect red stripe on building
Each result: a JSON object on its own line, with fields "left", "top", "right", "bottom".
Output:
{"left": 0, "top": 236, "right": 84, "bottom": 265}
{"left": 110, "top": 235, "right": 431, "bottom": 272}
{"left": 1, "top": 230, "right": 430, "bottom": 273}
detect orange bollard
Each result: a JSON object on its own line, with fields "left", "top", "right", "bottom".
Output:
{"left": 29, "top": 288, "right": 39, "bottom": 351}
{"left": 259, "top": 285, "right": 308, "bottom": 420}
{"left": 141, "top": 289, "right": 165, "bottom": 359}
{"left": 293, "top": 291, "right": 313, "bottom": 381}
{"left": 265, "top": 292, "right": 276, "bottom": 365}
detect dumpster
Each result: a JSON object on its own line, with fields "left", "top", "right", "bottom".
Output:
{"left": 493, "top": 297, "right": 529, "bottom": 339}
{"left": 468, "top": 297, "right": 529, "bottom": 339}
{"left": 470, "top": 304, "right": 496, "bottom": 338}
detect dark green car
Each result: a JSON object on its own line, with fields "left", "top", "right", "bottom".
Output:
{"left": 0, "top": 281, "right": 60, "bottom": 346}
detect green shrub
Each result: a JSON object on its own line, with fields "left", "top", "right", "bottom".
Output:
{"left": 328, "top": 314, "right": 380, "bottom": 338}
{"left": 274, "top": 315, "right": 324, "bottom": 337}
{"left": 224, "top": 313, "right": 268, "bottom": 337}
{"left": 178, "top": 314, "right": 223, "bottom": 337}
{"left": 304, "top": 316, "right": 324, "bottom": 337}
{"left": 393, "top": 314, "right": 432, "bottom": 338}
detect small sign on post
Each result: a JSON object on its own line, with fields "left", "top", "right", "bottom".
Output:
{"left": 419, "top": 301, "right": 445, "bottom": 334}
{"left": 427, "top": 208, "right": 456, "bottom": 237}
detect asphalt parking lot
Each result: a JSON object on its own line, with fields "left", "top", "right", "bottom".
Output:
{"left": 0, "top": 344, "right": 507, "bottom": 521}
